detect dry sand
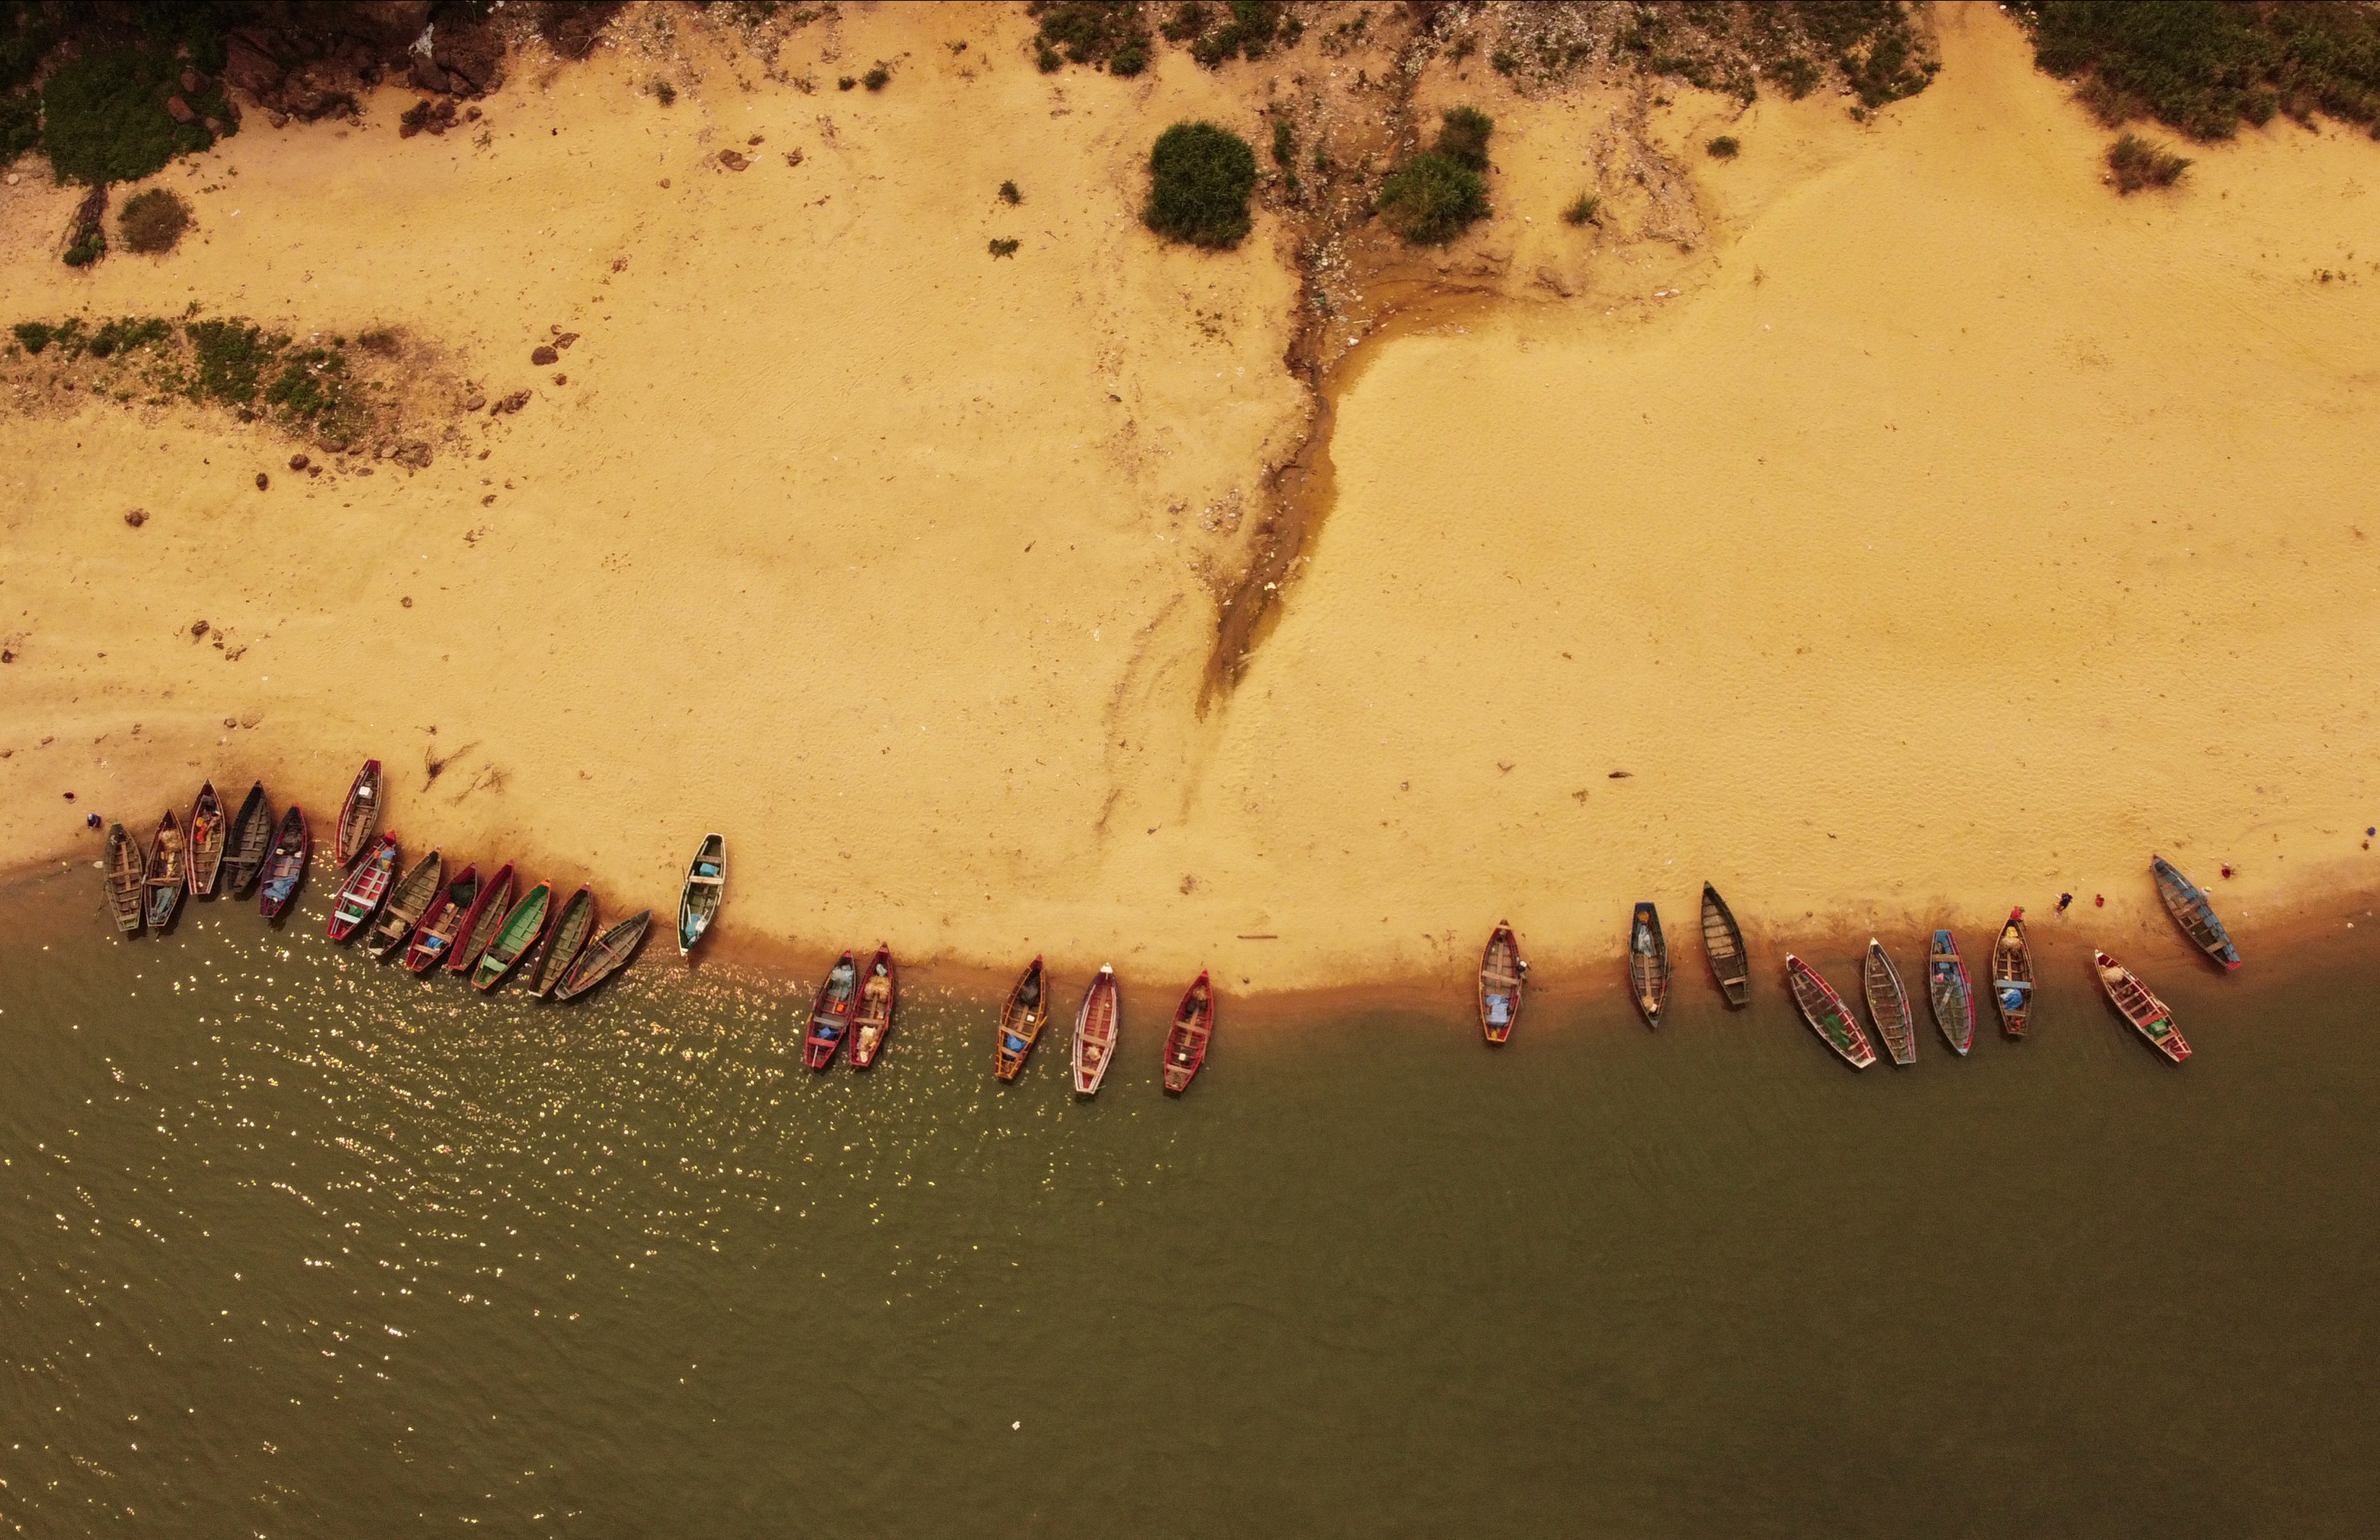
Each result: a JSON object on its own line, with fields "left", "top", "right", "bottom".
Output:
{"left": 5, "top": 3, "right": 2379, "bottom": 999}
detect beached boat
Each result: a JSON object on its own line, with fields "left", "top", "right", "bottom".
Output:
{"left": 1072, "top": 965, "right": 1120, "bottom": 1094}
{"left": 105, "top": 821, "right": 145, "bottom": 935}
{"left": 848, "top": 947, "right": 898, "bottom": 1068}
{"left": 678, "top": 833, "right": 724, "bottom": 956}
{"left": 335, "top": 758, "right": 382, "bottom": 868}
{"left": 803, "top": 950, "right": 860, "bottom": 1068}
{"left": 257, "top": 806, "right": 310, "bottom": 921}
{"left": 367, "top": 851, "right": 443, "bottom": 959}
{"left": 994, "top": 956, "right": 1050, "bottom": 1082}
{"left": 403, "top": 864, "right": 479, "bottom": 973}
{"left": 2094, "top": 950, "right": 2191, "bottom": 1063}
{"left": 528, "top": 885, "right": 595, "bottom": 998}
{"left": 186, "top": 782, "right": 226, "bottom": 897}
{"left": 1629, "top": 903, "right": 1671, "bottom": 1029}
{"left": 1864, "top": 939, "right": 1916, "bottom": 1066}
{"left": 222, "top": 782, "right": 273, "bottom": 897}
{"left": 471, "top": 883, "right": 552, "bottom": 993}
{"left": 1992, "top": 908, "right": 2034, "bottom": 1038}
{"left": 143, "top": 810, "right": 187, "bottom": 931}
{"left": 1927, "top": 929, "right": 1975, "bottom": 1056}
{"left": 1784, "top": 954, "right": 1878, "bottom": 1069}
{"left": 446, "top": 862, "right": 513, "bottom": 973}
{"left": 1162, "top": 970, "right": 1214, "bottom": 1094}
{"left": 1700, "top": 882, "right": 1750, "bottom": 1006}
{"left": 553, "top": 910, "right": 651, "bottom": 1001}
{"left": 2151, "top": 857, "right": 2241, "bottom": 970}
{"left": 1478, "top": 924, "right": 1526, "bottom": 1045}
{"left": 327, "top": 834, "right": 400, "bottom": 942}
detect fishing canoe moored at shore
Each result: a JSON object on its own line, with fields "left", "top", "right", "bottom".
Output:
{"left": 849, "top": 947, "right": 897, "bottom": 1069}
{"left": 2151, "top": 857, "right": 2241, "bottom": 971}
{"left": 1629, "top": 903, "right": 1671, "bottom": 1029}
{"left": 1993, "top": 908, "right": 2034, "bottom": 1037}
{"left": 186, "top": 782, "right": 226, "bottom": 898}
{"left": 472, "top": 883, "right": 552, "bottom": 992}
{"left": 1700, "top": 883, "right": 1750, "bottom": 1006}
{"left": 143, "top": 810, "right": 187, "bottom": 931}
{"left": 1163, "top": 970, "right": 1214, "bottom": 1094}
{"left": 258, "top": 806, "right": 311, "bottom": 921}
{"left": 994, "top": 955, "right": 1050, "bottom": 1081}
{"left": 335, "top": 759, "right": 382, "bottom": 868}
{"left": 404, "top": 864, "right": 479, "bottom": 973}
{"left": 552, "top": 910, "right": 652, "bottom": 1002}
{"left": 528, "top": 885, "right": 595, "bottom": 998}
{"left": 327, "top": 834, "right": 400, "bottom": 942}
{"left": 105, "top": 821, "right": 145, "bottom": 934}
{"left": 1073, "top": 965, "right": 1120, "bottom": 1094}
{"left": 678, "top": 833, "right": 725, "bottom": 957}
{"left": 1864, "top": 939, "right": 1916, "bottom": 1066}
{"left": 368, "top": 851, "right": 443, "bottom": 958}
{"left": 804, "top": 950, "right": 860, "bottom": 1068}
{"left": 1785, "top": 954, "right": 1878, "bottom": 1069}
{"left": 1928, "top": 929, "right": 1975, "bottom": 1056}
{"left": 447, "top": 862, "right": 513, "bottom": 973}
{"left": 222, "top": 782, "right": 273, "bottom": 897}
{"left": 1479, "top": 924, "right": 1526, "bottom": 1045}
{"left": 2094, "top": 950, "right": 2191, "bottom": 1063}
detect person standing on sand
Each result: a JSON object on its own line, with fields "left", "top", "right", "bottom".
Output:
{"left": 2056, "top": 893, "right": 2073, "bottom": 913}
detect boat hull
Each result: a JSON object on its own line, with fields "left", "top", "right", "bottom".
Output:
{"left": 1629, "top": 903, "right": 1669, "bottom": 1029}
{"left": 1699, "top": 883, "right": 1751, "bottom": 1006}
{"left": 257, "top": 806, "right": 310, "bottom": 921}
{"left": 1927, "top": 929, "right": 1975, "bottom": 1056}
{"left": 1072, "top": 968, "right": 1119, "bottom": 1094}
{"left": 848, "top": 947, "right": 897, "bottom": 1068}
{"left": 1786, "top": 955, "right": 1878, "bottom": 1069}
{"left": 803, "top": 950, "right": 859, "bottom": 1068}
{"left": 994, "top": 957, "right": 1049, "bottom": 1082}
{"left": 1162, "top": 971, "right": 1213, "bottom": 1094}
{"left": 327, "top": 835, "right": 400, "bottom": 942}
{"left": 1478, "top": 924, "right": 1524, "bottom": 1044}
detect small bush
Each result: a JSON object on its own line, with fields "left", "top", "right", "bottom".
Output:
{"left": 1561, "top": 193, "right": 1601, "bottom": 227}
{"left": 1766, "top": 54, "right": 1820, "bottom": 100}
{"left": 1490, "top": 48, "right": 1520, "bottom": 76}
{"left": 1035, "top": 0, "right": 1156, "bottom": 71}
{"left": 1706, "top": 135, "right": 1740, "bottom": 159}
{"left": 1270, "top": 115, "right": 1296, "bottom": 169}
{"left": 1143, "top": 119, "right": 1258, "bottom": 249}
{"left": 999, "top": 179, "right": 1022, "bottom": 204}
{"left": 118, "top": 187, "right": 192, "bottom": 253}
{"left": 988, "top": 237, "right": 1021, "bottom": 258}
{"left": 1036, "top": 47, "right": 1061, "bottom": 73}
{"left": 41, "top": 48, "right": 234, "bottom": 185}
{"left": 652, "top": 79, "right": 676, "bottom": 106}
{"left": 1111, "top": 41, "right": 1148, "bottom": 76}
{"left": 185, "top": 319, "right": 275, "bottom": 407}
{"left": 1375, "top": 152, "right": 1488, "bottom": 245}
{"left": 1435, "top": 105, "right": 1493, "bottom": 172}
{"left": 87, "top": 315, "right": 171, "bottom": 357}
{"left": 862, "top": 64, "right": 890, "bottom": 91}
{"left": 1, "top": 88, "right": 37, "bottom": 161}
{"left": 13, "top": 320, "right": 56, "bottom": 354}
{"left": 2107, "top": 131, "right": 2191, "bottom": 193}
{"left": 1187, "top": 0, "right": 1281, "bottom": 67}
{"left": 1159, "top": 3, "right": 1208, "bottom": 44}
{"left": 837, "top": 75, "right": 857, "bottom": 91}
{"left": 2029, "top": 0, "right": 2380, "bottom": 141}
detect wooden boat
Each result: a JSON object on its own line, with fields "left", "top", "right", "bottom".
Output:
{"left": 1700, "top": 882, "right": 1750, "bottom": 1006}
{"left": 1927, "top": 929, "right": 1975, "bottom": 1057}
{"left": 678, "top": 833, "right": 725, "bottom": 956}
{"left": 1784, "top": 954, "right": 1877, "bottom": 1069}
{"left": 553, "top": 910, "right": 652, "bottom": 1001}
{"left": 186, "top": 781, "right": 226, "bottom": 897}
{"left": 994, "top": 956, "right": 1050, "bottom": 1082}
{"left": 367, "top": 851, "right": 443, "bottom": 960}
{"left": 2151, "top": 857, "right": 2241, "bottom": 970}
{"left": 1478, "top": 923, "right": 1526, "bottom": 1045}
{"left": 327, "top": 834, "right": 400, "bottom": 942}
{"left": 446, "top": 862, "right": 513, "bottom": 973}
{"left": 848, "top": 946, "right": 898, "bottom": 1068}
{"left": 105, "top": 821, "right": 146, "bottom": 935}
{"left": 221, "top": 782, "right": 273, "bottom": 897}
{"left": 1629, "top": 902, "right": 1671, "bottom": 1029}
{"left": 403, "top": 864, "right": 478, "bottom": 973}
{"left": 1162, "top": 970, "right": 1214, "bottom": 1094}
{"left": 143, "top": 810, "right": 187, "bottom": 931}
{"left": 1863, "top": 939, "right": 1916, "bottom": 1066}
{"left": 335, "top": 758, "right": 382, "bottom": 868}
{"left": 257, "top": 805, "right": 310, "bottom": 921}
{"left": 1072, "top": 965, "right": 1120, "bottom": 1094}
{"left": 1991, "top": 908, "right": 2034, "bottom": 1037}
{"left": 802, "top": 950, "right": 860, "bottom": 1068}
{"left": 2094, "top": 950, "right": 2191, "bottom": 1063}
{"left": 472, "top": 882, "right": 552, "bottom": 993}
{"left": 528, "top": 885, "right": 596, "bottom": 998}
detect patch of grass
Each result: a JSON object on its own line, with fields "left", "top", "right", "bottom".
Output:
{"left": 1791, "top": 0, "right": 1936, "bottom": 110}
{"left": 1434, "top": 105, "right": 1493, "bottom": 172}
{"left": 1143, "top": 119, "right": 1257, "bottom": 249}
{"left": 988, "top": 236, "right": 1021, "bottom": 257}
{"left": 262, "top": 347, "right": 348, "bottom": 420}
{"left": 652, "top": 78, "right": 676, "bottom": 105}
{"left": 185, "top": 319, "right": 278, "bottom": 410}
{"left": 13, "top": 319, "right": 57, "bottom": 354}
{"left": 86, "top": 315, "right": 171, "bottom": 357}
{"left": 2107, "top": 130, "right": 2192, "bottom": 192}
{"left": 1037, "top": 46, "right": 1062, "bottom": 73}
{"left": 1, "top": 88, "right": 36, "bottom": 161}
{"left": 1375, "top": 152, "right": 1488, "bottom": 245}
{"left": 1032, "top": 1, "right": 1155, "bottom": 72}
{"left": 1562, "top": 192, "right": 1601, "bottom": 226}
{"left": 1707, "top": 134, "right": 1741, "bottom": 158}
{"left": 118, "top": 187, "right": 192, "bottom": 253}
{"left": 1189, "top": 1, "right": 1284, "bottom": 67}
{"left": 862, "top": 63, "right": 890, "bottom": 90}
{"left": 2022, "top": 0, "right": 2380, "bottom": 139}
{"left": 1270, "top": 115, "right": 1296, "bottom": 169}
{"left": 1766, "top": 53, "right": 1821, "bottom": 99}
{"left": 837, "top": 75, "right": 857, "bottom": 90}
{"left": 1490, "top": 48, "right": 1520, "bottom": 76}
{"left": 999, "top": 179, "right": 1022, "bottom": 204}
{"left": 40, "top": 47, "right": 234, "bottom": 185}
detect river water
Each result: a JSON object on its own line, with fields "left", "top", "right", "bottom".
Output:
{"left": 4, "top": 866, "right": 2376, "bottom": 1537}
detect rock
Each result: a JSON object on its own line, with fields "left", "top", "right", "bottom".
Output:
{"left": 165, "top": 95, "right": 197, "bottom": 124}
{"left": 408, "top": 53, "right": 449, "bottom": 94}
{"left": 288, "top": 452, "right": 309, "bottom": 470}
{"left": 1534, "top": 265, "right": 1574, "bottom": 298}
{"left": 491, "top": 389, "right": 530, "bottom": 415}
{"left": 748, "top": 133, "right": 764, "bottom": 146}
{"left": 531, "top": 345, "right": 559, "bottom": 365}
{"left": 124, "top": 509, "right": 148, "bottom": 528}
{"left": 461, "top": 393, "right": 485, "bottom": 412}
{"left": 255, "top": 472, "right": 270, "bottom": 490}
{"left": 224, "top": 35, "right": 286, "bottom": 96}
{"left": 783, "top": 149, "right": 803, "bottom": 167}
{"left": 203, "top": 118, "right": 223, "bottom": 133}
{"left": 554, "top": 332, "right": 579, "bottom": 350}
{"left": 552, "top": 373, "right": 567, "bottom": 386}
{"left": 182, "top": 69, "right": 206, "bottom": 93}
{"left": 191, "top": 619, "right": 211, "bottom": 638}
{"left": 342, "top": 1, "right": 436, "bottom": 52}
{"left": 717, "top": 149, "right": 750, "bottom": 172}
{"left": 4, "top": 172, "right": 17, "bottom": 185}
{"left": 392, "top": 441, "right": 433, "bottom": 469}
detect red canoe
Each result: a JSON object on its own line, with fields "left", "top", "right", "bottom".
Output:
{"left": 804, "top": 950, "right": 859, "bottom": 1068}
{"left": 1163, "top": 970, "right": 1215, "bottom": 1094}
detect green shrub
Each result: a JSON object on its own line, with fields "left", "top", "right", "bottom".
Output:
{"left": 1143, "top": 120, "right": 1257, "bottom": 249}
{"left": 1561, "top": 192, "right": 1601, "bottom": 226}
{"left": 1490, "top": 48, "right": 1520, "bottom": 76}
{"left": 837, "top": 75, "right": 857, "bottom": 90}
{"left": 1707, "top": 134, "right": 1740, "bottom": 158}
{"left": 1766, "top": 53, "right": 1820, "bottom": 99}
{"left": 262, "top": 347, "right": 348, "bottom": 419}
{"left": 12, "top": 319, "right": 55, "bottom": 354}
{"left": 1435, "top": 105, "right": 1493, "bottom": 172}
{"left": 1270, "top": 115, "right": 1296, "bottom": 169}
{"left": 2027, "top": 0, "right": 2380, "bottom": 139}
{"left": 185, "top": 319, "right": 275, "bottom": 407}
{"left": 988, "top": 236, "right": 1021, "bottom": 257}
{"left": 999, "top": 179, "right": 1022, "bottom": 204}
{"left": 652, "top": 78, "right": 676, "bottom": 105}
{"left": 1111, "top": 40, "right": 1147, "bottom": 75}
{"left": 862, "top": 64, "right": 890, "bottom": 90}
{"left": 1036, "top": 46, "right": 1061, "bottom": 73}
{"left": 2106, "top": 130, "right": 2191, "bottom": 192}
{"left": 40, "top": 47, "right": 234, "bottom": 185}
{"left": 86, "top": 315, "right": 170, "bottom": 357}
{"left": 1375, "top": 152, "right": 1487, "bottom": 244}
{"left": 1188, "top": 0, "right": 1281, "bottom": 66}
{"left": 0, "top": 88, "right": 36, "bottom": 161}
{"left": 118, "top": 187, "right": 191, "bottom": 253}
{"left": 1033, "top": 1, "right": 1154, "bottom": 71}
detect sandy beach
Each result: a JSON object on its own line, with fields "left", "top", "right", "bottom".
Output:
{"left": 5, "top": 1, "right": 2379, "bottom": 996}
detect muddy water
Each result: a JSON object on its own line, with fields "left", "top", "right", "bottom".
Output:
{"left": 4, "top": 866, "right": 2376, "bottom": 1537}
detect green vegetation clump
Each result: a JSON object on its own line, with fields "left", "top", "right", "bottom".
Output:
{"left": 652, "top": 78, "right": 676, "bottom": 106}
{"left": 2107, "top": 130, "right": 2192, "bottom": 192}
{"left": 862, "top": 63, "right": 890, "bottom": 91}
{"left": 9, "top": 309, "right": 369, "bottom": 438}
{"left": 1031, "top": 1, "right": 1155, "bottom": 74}
{"left": 999, "top": 179, "right": 1022, "bottom": 204}
{"left": 2022, "top": 0, "right": 2380, "bottom": 139}
{"left": 1143, "top": 120, "right": 1257, "bottom": 249}
{"left": 85, "top": 315, "right": 171, "bottom": 358}
{"left": 1270, "top": 115, "right": 1296, "bottom": 169}
{"left": 262, "top": 347, "right": 348, "bottom": 420}
{"left": 1435, "top": 105, "right": 1493, "bottom": 172}
{"left": 1561, "top": 192, "right": 1601, "bottom": 227}
{"left": 1765, "top": 53, "right": 1821, "bottom": 99}
{"left": 185, "top": 319, "right": 276, "bottom": 408}
{"left": 1375, "top": 152, "right": 1488, "bottom": 245}
{"left": 118, "top": 187, "right": 192, "bottom": 253}
{"left": 40, "top": 47, "right": 235, "bottom": 185}
{"left": 837, "top": 75, "right": 857, "bottom": 91}
{"left": 12, "top": 319, "right": 59, "bottom": 353}
{"left": 988, "top": 237, "right": 1021, "bottom": 258}
{"left": 1707, "top": 135, "right": 1741, "bottom": 159}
